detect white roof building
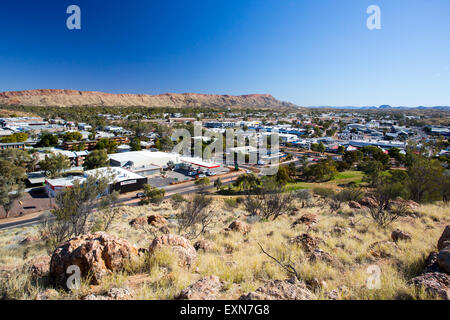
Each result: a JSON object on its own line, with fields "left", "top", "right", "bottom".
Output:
{"left": 108, "top": 150, "right": 180, "bottom": 168}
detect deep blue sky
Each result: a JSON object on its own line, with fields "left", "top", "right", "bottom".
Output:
{"left": 1, "top": 0, "right": 449, "bottom": 107}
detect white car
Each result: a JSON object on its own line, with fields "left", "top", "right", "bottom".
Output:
{"left": 206, "top": 171, "right": 216, "bottom": 176}
{"left": 198, "top": 173, "right": 207, "bottom": 178}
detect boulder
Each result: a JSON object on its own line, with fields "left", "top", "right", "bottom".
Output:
{"left": 194, "top": 240, "right": 214, "bottom": 252}
{"left": 359, "top": 196, "right": 379, "bottom": 209}
{"left": 423, "top": 252, "right": 440, "bottom": 273}
{"left": 37, "top": 288, "right": 59, "bottom": 300}
{"left": 391, "top": 229, "right": 412, "bottom": 243}
{"left": 348, "top": 201, "right": 362, "bottom": 210}
{"left": 106, "top": 287, "right": 133, "bottom": 300}
{"left": 291, "top": 214, "right": 319, "bottom": 227}
{"left": 438, "top": 247, "right": 450, "bottom": 274}
{"left": 239, "top": 277, "right": 315, "bottom": 300}
{"left": 388, "top": 198, "right": 420, "bottom": 211}
{"left": 309, "top": 248, "right": 335, "bottom": 264}
{"left": 50, "top": 232, "right": 138, "bottom": 286}
{"left": 23, "top": 256, "right": 51, "bottom": 279}
{"left": 228, "top": 220, "right": 250, "bottom": 234}
{"left": 177, "top": 276, "right": 224, "bottom": 300}
{"left": 288, "top": 233, "right": 321, "bottom": 253}
{"left": 438, "top": 226, "right": 450, "bottom": 251}
{"left": 148, "top": 214, "right": 168, "bottom": 227}
{"left": 408, "top": 272, "right": 450, "bottom": 300}
{"left": 129, "top": 216, "right": 147, "bottom": 228}
{"left": 149, "top": 234, "right": 197, "bottom": 268}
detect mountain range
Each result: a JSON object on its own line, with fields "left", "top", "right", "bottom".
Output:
{"left": 0, "top": 89, "right": 297, "bottom": 109}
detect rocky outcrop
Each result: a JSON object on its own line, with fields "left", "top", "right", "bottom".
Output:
{"left": 147, "top": 215, "right": 167, "bottom": 227}
{"left": 177, "top": 276, "right": 224, "bottom": 300}
{"left": 149, "top": 234, "right": 197, "bottom": 268}
{"left": 83, "top": 287, "right": 133, "bottom": 300}
{"left": 23, "top": 256, "right": 51, "bottom": 279}
{"left": 359, "top": 196, "right": 379, "bottom": 209}
{"left": 348, "top": 201, "right": 362, "bottom": 209}
{"left": 0, "top": 89, "right": 297, "bottom": 109}
{"left": 288, "top": 233, "right": 322, "bottom": 252}
{"left": 408, "top": 272, "right": 450, "bottom": 300}
{"left": 438, "top": 247, "right": 450, "bottom": 274}
{"left": 49, "top": 232, "right": 138, "bottom": 286}
{"left": 291, "top": 214, "right": 319, "bottom": 227}
{"left": 391, "top": 229, "right": 412, "bottom": 243}
{"left": 228, "top": 221, "right": 250, "bottom": 235}
{"left": 438, "top": 226, "right": 450, "bottom": 251}
{"left": 239, "top": 277, "right": 315, "bottom": 300}
{"left": 194, "top": 240, "right": 214, "bottom": 252}
{"left": 423, "top": 252, "right": 440, "bottom": 273}
{"left": 129, "top": 216, "right": 147, "bottom": 228}
{"left": 408, "top": 226, "right": 450, "bottom": 299}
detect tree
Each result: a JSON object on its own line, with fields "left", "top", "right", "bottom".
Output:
{"left": 95, "top": 191, "right": 120, "bottom": 232}
{"left": 50, "top": 172, "right": 115, "bottom": 239}
{"left": 178, "top": 194, "right": 215, "bottom": 239}
{"left": 140, "top": 184, "right": 165, "bottom": 205}
{"left": 129, "top": 138, "right": 142, "bottom": 151}
{"left": 275, "top": 165, "right": 294, "bottom": 185}
{"left": 303, "top": 161, "right": 338, "bottom": 182}
{"left": 195, "top": 177, "right": 211, "bottom": 192}
{"left": 39, "top": 153, "right": 71, "bottom": 178}
{"left": 1, "top": 132, "right": 28, "bottom": 143}
{"left": 214, "top": 177, "right": 223, "bottom": 190}
{"left": 406, "top": 154, "right": 446, "bottom": 203}
{"left": 0, "top": 160, "right": 26, "bottom": 218}
{"left": 0, "top": 149, "right": 31, "bottom": 168}
{"left": 243, "top": 178, "right": 295, "bottom": 220}
{"left": 294, "top": 189, "right": 312, "bottom": 208}
{"left": 62, "top": 131, "right": 83, "bottom": 142}
{"left": 83, "top": 149, "right": 109, "bottom": 170}
{"left": 234, "top": 173, "right": 260, "bottom": 192}
{"left": 95, "top": 138, "right": 118, "bottom": 154}
{"left": 343, "top": 150, "right": 363, "bottom": 166}
{"left": 37, "top": 133, "right": 59, "bottom": 147}
{"left": 359, "top": 160, "right": 383, "bottom": 187}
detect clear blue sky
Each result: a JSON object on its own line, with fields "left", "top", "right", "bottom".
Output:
{"left": 1, "top": 0, "right": 449, "bottom": 107}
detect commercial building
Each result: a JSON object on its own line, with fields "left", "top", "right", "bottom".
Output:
{"left": 109, "top": 150, "right": 181, "bottom": 175}
{"left": 45, "top": 167, "right": 147, "bottom": 197}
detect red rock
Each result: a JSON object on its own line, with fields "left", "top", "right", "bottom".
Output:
{"left": 50, "top": 232, "right": 138, "bottom": 286}
{"left": 149, "top": 234, "right": 197, "bottom": 268}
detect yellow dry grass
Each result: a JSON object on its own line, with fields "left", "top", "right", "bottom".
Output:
{"left": 0, "top": 197, "right": 448, "bottom": 300}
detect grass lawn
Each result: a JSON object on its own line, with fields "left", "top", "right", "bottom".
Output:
{"left": 286, "top": 170, "right": 365, "bottom": 191}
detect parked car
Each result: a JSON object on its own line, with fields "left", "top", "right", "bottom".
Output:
{"left": 187, "top": 171, "right": 197, "bottom": 176}
{"left": 198, "top": 173, "right": 206, "bottom": 178}
{"left": 206, "top": 171, "right": 216, "bottom": 176}
{"left": 136, "top": 192, "right": 145, "bottom": 199}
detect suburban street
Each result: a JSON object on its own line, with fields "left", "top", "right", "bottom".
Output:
{"left": 0, "top": 168, "right": 245, "bottom": 231}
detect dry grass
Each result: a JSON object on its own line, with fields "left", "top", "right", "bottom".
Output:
{"left": 0, "top": 197, "right": 449, "bottom": 300}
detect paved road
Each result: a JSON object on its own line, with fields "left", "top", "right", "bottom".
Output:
{"left": 0, "top": 169, "right": 244, "bottom": 231}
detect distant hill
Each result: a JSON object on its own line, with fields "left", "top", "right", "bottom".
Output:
{"left": 0, "top": 89, "right": 297, "bottom": 109}
{"left": 307, "top": 105, "right": 450, "bottom": 110}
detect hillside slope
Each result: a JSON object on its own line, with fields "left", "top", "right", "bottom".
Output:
{"left": 0, "top": 89, "right": 297, "bottom": 109}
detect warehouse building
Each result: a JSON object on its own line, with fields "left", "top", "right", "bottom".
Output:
{"left": 45, "top": 167, "right": 147, "bottom": 197}
{"left": 109, "top": 150, "right": 181, "bottom": 174}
